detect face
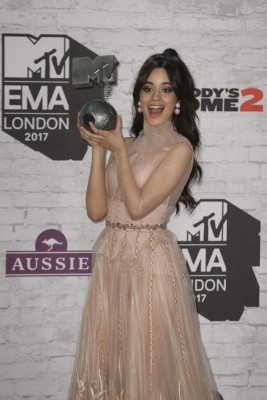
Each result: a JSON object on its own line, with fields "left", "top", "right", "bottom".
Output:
{"left": 139, "top": 68, "right": 178, "bottom": 126}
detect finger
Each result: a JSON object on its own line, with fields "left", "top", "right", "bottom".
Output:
{"left": 80, "top": 132, "right": 100, "bottom": 146}
{"left": 80, "top": 126, "right": 97, "bottom": 138}
{"left": 80, "top": 130, "right": 100, "bottom": 142}
{"left": 89, "top": 122, "right": 109, "bottom": 137}
{"left": 89, "top": 122, "right": 99, "bottom": 134}
{"left": 80, "top": 128, "right": 94, "bottom": 141}
{"left": 81, "top": 130, "right": 104, "bottom": 144}
{"left": 115, "top": 115, "right": 122, "bottom": 132}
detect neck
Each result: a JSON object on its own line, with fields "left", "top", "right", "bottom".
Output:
{"left": 131, "top": 119, "right": 182, "bottom": 153}
{"left": 143, "top": 119, "right": 176, "bottom": 136}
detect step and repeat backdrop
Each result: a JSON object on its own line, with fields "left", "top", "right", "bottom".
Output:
{"left": 0, "top": 1, "right": 266, "bottom": 399}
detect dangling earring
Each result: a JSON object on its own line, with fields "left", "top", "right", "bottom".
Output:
{"left": 137, "top": 101, "right": 143, "bottom": 113}
{"left": 174, "top": 103, "right": 180, "bottom": 115}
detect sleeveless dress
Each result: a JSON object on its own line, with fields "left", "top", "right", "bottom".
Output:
{"left": 68, "top": 121, "right": 221, "bottom": 400}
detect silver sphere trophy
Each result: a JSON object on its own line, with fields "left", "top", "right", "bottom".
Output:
{"left": 72, "top": 55, "right": 119, "bottom": 142}
{"left": 79, "top": 100, "right": 117, "bottom": 132}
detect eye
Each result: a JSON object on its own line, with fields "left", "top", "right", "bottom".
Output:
{"left": 162, "top": 87, "right": 173, "bottom": 93}
{"left": 142, "top": 86, "right": 152, "bottom": 93}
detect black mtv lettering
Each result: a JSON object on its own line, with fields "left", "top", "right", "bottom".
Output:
{"left": 192, "top": 212, "right": 228, "bottom": 242}
{"left": 34, "top": 48, "right": 70, "bottom": 79}
{"left": 179, "top": 199, "right": 260, "bottom": 321}
{"left": 209, "top": 213, "right": 228, "bottom": 237}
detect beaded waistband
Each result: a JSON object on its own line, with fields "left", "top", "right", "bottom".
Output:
{"left": 106, "top": 220, "right": 166, "bottom": 231}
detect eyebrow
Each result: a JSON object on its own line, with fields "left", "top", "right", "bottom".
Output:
{"left": 144, "top": 81, "right": 171, "bottom": 85}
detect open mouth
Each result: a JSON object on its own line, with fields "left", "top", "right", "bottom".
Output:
{"left": 148, "top": 105, "right": 165, "bottom": 116}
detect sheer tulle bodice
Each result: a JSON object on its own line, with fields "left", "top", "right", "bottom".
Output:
{"left": 68, "top": 121, "right": 221, "bottom": 400}
{"left": 106, "top": 120, "right": 193, "bottom": 226}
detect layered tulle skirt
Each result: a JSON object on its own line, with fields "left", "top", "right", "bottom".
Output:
{"left": 68, "top": 225, "right": 221, "bottom": 400}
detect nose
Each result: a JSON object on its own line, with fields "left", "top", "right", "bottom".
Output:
{"left": 152, "top": 87, "right": 161, "bottom": 101}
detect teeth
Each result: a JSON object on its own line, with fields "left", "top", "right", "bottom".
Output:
{"left": 149, "top": 106, "right": 164, "bottom": 109}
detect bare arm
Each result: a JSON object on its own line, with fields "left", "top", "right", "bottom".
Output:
{"left": 79, "top": 119, "right": 133, "bottom": 221}
{"left": 86, "top": 147, "right": 108, "bottom": 221}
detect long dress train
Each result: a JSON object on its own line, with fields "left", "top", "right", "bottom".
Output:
{"left": 68, "top": 121, "right": 221, "bottom": 400}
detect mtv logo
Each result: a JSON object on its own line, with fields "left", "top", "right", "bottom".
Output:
{"left": 169, "top": 199, "right": 260, "bottom": 321}
{"left": 27, "top": 67, "right": 42, "bottom": 79}
{"left": 2, "top": 34, "right": 118, "bottom": 160}
{"left": 3, "top": 35, "right": 70, "bottom": 79}
{"left": 72, "top": 55, "right": 119, "bottom": 88}
{"left": 170, "top": 200, "right": 228, "bottom": 243}
{"left": 187, "top": 230, "right": 201, "bottom": 242}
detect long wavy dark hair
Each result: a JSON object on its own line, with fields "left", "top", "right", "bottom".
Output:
{"left": 130, "top": 48, "right": 202, "bottom": 214}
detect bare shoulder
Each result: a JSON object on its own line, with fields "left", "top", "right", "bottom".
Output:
{"left": 162, "top": 140, "right": 194, "bottom": 167}
{"left": 172, "top": 139, "right": 193, "bottom": 158}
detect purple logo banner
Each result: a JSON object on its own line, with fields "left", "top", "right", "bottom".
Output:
{"left": 6, "top": 229, "right": 93, "bottom": 277}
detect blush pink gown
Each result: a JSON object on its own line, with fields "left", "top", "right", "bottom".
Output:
{"left": 68, "top": 121, "right": 221, "bottom": 400}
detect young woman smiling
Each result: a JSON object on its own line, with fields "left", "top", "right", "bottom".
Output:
{"left": 68, "top": 49, "right": 222, "bottom": 400}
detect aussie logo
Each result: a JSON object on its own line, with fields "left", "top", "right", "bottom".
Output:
{"left": 2, "top": 34, "right": 119, "bottom": 160}
{"left": 42, "top": 238, "right": 64, "bottom": 251}
{"left": 6, "top": 229, "right": 92, "bottom": 276}
{"left": 168, "top": 199, "right": 261, "bottom": 321}
{"left": 195, "top": 87, "right": 264, "bottom": 112}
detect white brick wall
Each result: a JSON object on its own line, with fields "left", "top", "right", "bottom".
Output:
{"left": 0, "top": 0, "right": 266, "bottom": 399}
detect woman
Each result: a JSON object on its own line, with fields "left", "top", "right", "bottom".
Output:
{"left": 68, "top": 49, "right": 221, "bottom": 400}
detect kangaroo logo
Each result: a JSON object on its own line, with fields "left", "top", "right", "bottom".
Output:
{"left": 42, "top": 238, "right": 64, "bottom": 251}
{"left": 35, "top": 229, "right": 67, "bottom": 252}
